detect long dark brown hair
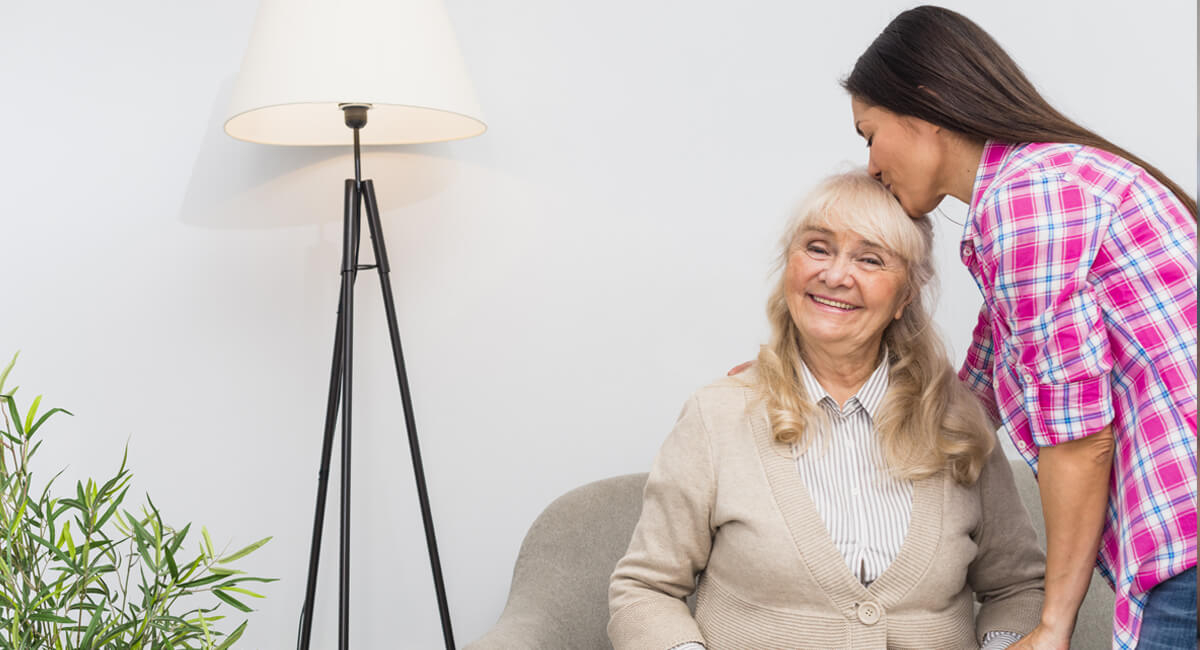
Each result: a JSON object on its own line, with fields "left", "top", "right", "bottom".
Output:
{"left": 842, "top": 5, "right": 1197, "bottom": 219}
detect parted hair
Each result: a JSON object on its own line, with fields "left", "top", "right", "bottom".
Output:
{"left": 842, "top": 5, "right": 1197, "bottom": 220}
{"left": 755, "top": 170, "right": 995, "bottom": 485}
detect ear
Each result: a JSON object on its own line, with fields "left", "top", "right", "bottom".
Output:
{"left": 893, "top": 290, "right": 914, "bottom": 321}
{"left": 915, "top": 85, "right": 943, "bottom": 133}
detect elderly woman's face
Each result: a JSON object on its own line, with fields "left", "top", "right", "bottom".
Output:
{"left": 785, "top": 226, "right": 910, "bottom": 357}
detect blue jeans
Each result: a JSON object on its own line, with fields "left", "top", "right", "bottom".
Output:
{"left": 1138, "top": 567, "right": 1197, "bottom": 650}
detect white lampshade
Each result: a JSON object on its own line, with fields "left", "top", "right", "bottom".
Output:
{"left": 224, "top": 0, "right": 486, "bottom": 146}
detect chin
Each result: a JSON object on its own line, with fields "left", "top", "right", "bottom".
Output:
{"left": 889, "top": 190, "right": 925, "bottom": 218}
{"left": 901, "top": 197, "right": 939, "bottom": 219}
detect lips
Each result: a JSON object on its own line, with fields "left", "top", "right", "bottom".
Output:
{"left": 809, "top": 294, "right": 858, "bottom": 310}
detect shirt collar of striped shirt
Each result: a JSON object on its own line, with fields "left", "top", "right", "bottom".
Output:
{"left": 797, "top": 348, "right": 890, "bottom": 422}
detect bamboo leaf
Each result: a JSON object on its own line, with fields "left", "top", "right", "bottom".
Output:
{"left": 166, "top": 523, "right": 190, "bottom": 557}
{"left": 24, "top": 493, "right": 44, "bottom": 519}
{"left": 94, "top": 486, "right": 129, "bottom": 530}
{"left": 217, "top": 536, "right": 271, "bottom": 564}
{"left": 0, "top": 351, "right": 17, "bottom": 393}
{"left": 124, "top": 513, "right": 157, "bottom": 571}
{"left": 57, "top": 498, "right": 84, "bottom": 511}
{"left": 27, "top": 438, "right": 45, "bottom": 462}
{"left": 27, "top": 406, "right": 71, "bottom": 437}
{"left": 164, "top": 542, "right": 180, "bottom": 582}
{"left": 62, "top": 521, "right": 76, "bottom": 562}
{"left": 217, "top": 585, "right": 265, "bottom": 599}
{"left": 175, "top": 555, "right": 205, "bottom": 583}
{"left": 202, "top": 527, "right": 215, "bottom": 559}
{"left": 27, "top": 532, "right": 77, "bottom": 570}
{"left": 212, "top": 589, "right": 253, "bottom": 613}
{"left": 125, "top": 511, "right": 152, "bottom": 548}
{"left": 197, "top": 611, "right": 213, "bottom": 647}
{"left": 22, "top": 394, "right": 41, "bottom": 435}
{"left": 216, "top": 576, "right": 278, "bottom": 586}
{"left": 214, "top": 620, "right": 247, "bottom": 649}
{"left": 78, "top": 605, "right": 107, "bottom": 649}
{"left": 178, "top": 574, "right": 224, "bottom": 589}
{"left": 96, "top": 620, "right": 138, "bottom": 645}
{"left": 4, "top": 395, "right": 23, "bottom": 437}
{"left": 29, "top": 611, "right": 74, "bottom": 624}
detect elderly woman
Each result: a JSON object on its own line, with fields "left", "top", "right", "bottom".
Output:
{"left": 608, "top": 170, "right": 1046, "bottom": 649}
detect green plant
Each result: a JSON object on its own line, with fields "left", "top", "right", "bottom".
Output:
{"left": 0, "top": 354, "right": 275, "bottom": 649}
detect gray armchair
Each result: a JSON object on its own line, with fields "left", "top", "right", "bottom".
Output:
{"left": 466, "top": 461, "right": 1114, "bottom": 649}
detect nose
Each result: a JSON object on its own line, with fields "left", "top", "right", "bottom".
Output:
{"left": 820, "top": 255, "right": 854, "bottom": 288}
{"left": 866, "top": 155, "right": 882, "bottom": 181}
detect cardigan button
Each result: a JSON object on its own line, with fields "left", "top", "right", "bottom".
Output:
{"left": 856, "top": 601, "right": 881, "bottom": 625}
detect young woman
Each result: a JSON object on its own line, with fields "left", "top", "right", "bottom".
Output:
{"left": 843, "top": 6, "right": 1196, "bottom": 650}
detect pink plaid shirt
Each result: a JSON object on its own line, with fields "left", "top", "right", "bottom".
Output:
{"left": 957, "top": 141, "right": 1197, "bottom": 650}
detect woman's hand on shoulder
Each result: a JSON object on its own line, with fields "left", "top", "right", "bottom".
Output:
{"left": 727, "top": 361, "right": 755, "bottom": 376}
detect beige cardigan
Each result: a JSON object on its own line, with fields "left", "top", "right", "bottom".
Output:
{"left": 608, "top": 374, "right": 1045, "bottom": 650}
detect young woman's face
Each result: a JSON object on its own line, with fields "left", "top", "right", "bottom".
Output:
{"left": 850, "top": 98, "right": 948, "bottom": 217}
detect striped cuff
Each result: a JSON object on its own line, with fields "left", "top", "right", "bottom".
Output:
{"left": 981, "top": 630, "right": 1024, "bottom": 650}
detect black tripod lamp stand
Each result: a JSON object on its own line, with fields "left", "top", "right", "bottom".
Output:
{"left": 223, "top": 1, "right": 486, "bottom": 648}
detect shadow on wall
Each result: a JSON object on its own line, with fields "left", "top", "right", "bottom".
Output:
{"left": 179, "top": 76, "right": 463, "bottom": 231}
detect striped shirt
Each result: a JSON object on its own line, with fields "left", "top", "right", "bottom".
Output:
{"left": 673, "top": 355, "right": 1020, "bottom": 650}
{"left": 795, "top": 355, "right": 911, "bottom": 585}
{"left": 958, "top": 140, "right": 1198, "bottom": 650}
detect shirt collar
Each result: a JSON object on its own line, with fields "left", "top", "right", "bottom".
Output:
{"left": 964, "top": 140, "right": 1026, "bottom": 241}
{"left": 969, "top": 140, "right": 1020, "bottom": 212}
{"left": 797, "top": 349, "right": 890, "bottom": 421}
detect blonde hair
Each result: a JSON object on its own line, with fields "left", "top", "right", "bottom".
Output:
{"left": 755, "top": 170, "right": 994, "bottom": 485}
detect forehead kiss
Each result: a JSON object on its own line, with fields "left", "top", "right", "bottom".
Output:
{"left": 786, "top": 181, "right": 929, "bottom": 268}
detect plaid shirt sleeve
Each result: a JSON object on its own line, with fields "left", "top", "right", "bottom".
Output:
{"left": 979, "top": 173, "right": 1115, "bottom": 447}
{"left": 958, "top": 303, "right": 1001, "bottom": 426}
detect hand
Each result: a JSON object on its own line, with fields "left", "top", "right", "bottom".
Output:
{"left": 727, "top": 360, "right": 754, "bottom": 376}
{"left": 1007, "top": 624, "right": 1070, "bottom": 650}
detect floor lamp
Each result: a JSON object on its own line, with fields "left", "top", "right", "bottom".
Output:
{"left": 223, "top": 1, "right": 486, "bottom": 648}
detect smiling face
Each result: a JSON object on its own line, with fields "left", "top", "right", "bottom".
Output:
{"left": 850, "top": 97, "right": 950, "bottom": 217}
{"left": 785, "top": 226, "right": 910, "bottom": 359}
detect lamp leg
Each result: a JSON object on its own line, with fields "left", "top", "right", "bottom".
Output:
{"left": 297, "top": 295, "right": 344, "bottom": 650}
{"left": 338, "top": 178, "right": 361, "bottom": 650}
{"left": 361, "top": 179, "right": 456, "bottom": 650}
{"left": 296, "top": 178, "right": 362, "bottom": 650}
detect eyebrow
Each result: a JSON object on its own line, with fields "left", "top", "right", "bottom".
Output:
{"left": 853, "top": 120, "right": 864, "bottom": 137}
{"left": 802, "top": 226, "right": 888, "bottom": 252}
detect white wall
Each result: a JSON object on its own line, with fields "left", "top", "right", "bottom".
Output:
{"left": 2, "top": 1, "right": 1194, "bottom": 647}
